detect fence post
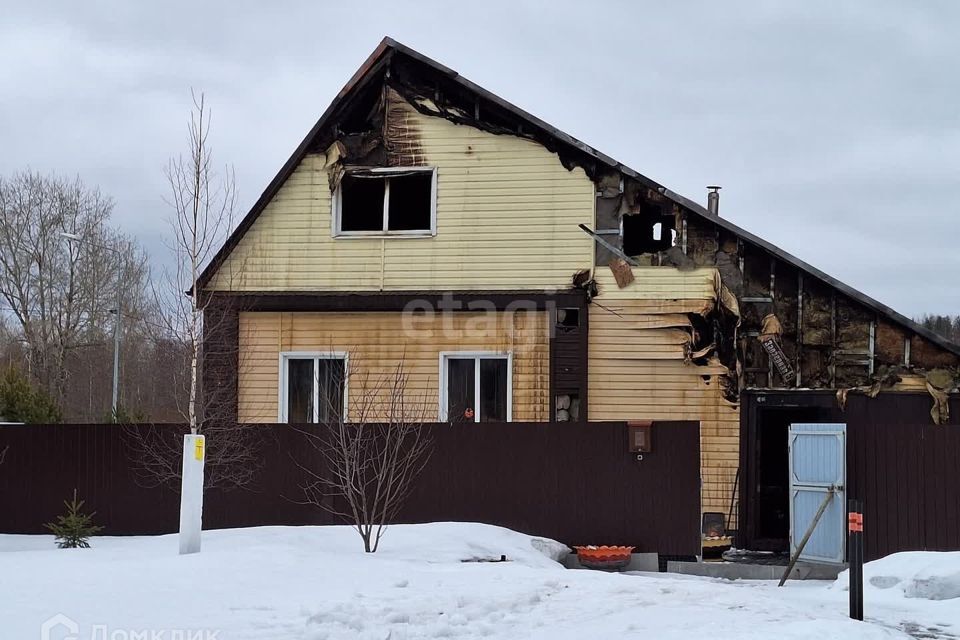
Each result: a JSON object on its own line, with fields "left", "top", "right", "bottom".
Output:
{"left": 848, "top": 498, "right": 863, "bottom": 621}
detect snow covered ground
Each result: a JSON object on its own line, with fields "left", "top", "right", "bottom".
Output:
{"left": 1, "top": 523, "right": 958, "bottom": 639}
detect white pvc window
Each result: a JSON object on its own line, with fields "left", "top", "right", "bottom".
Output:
{"left": 333, "top": 167, "right": 437, "bottom": 237}
{"left": 278, "top": 352, "right": 348, "bottom": 423}
{"left": 439, "top": 352, "right": 512, "bottom": 423}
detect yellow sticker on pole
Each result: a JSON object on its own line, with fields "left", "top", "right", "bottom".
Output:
{"left": 194, "top": 437, "right": 205, "bottom": 461}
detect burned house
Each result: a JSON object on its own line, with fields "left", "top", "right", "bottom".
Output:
{"left": 197, "top": 38, "right": 960, "bottom": 560}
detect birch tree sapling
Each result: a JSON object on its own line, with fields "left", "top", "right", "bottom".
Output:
{"left": 164, "top": 90, "right": 235, "bottom": 435}
{"left": 163, "top": 90, "right": 235, "bottom": 554}
{"left": 125, "top": 90, "right": 262, "bottom": 493}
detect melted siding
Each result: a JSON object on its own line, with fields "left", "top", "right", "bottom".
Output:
{"left": 594, "top": 267, "right": 719, "bottom": 301}
{"left": 210, "top": 99, "right": 595, "bottom": 292}
{"left": 589, "top": 269, "right": 740, "bottom": 521}
{"left": 238, "top": 310, "right": 549, "bottom": 423}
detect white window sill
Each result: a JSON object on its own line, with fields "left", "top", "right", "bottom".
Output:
{"left": 332, "top": 232, "right": 436, "bottom": 239}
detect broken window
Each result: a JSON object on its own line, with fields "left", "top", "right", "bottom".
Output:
{"left": 340, "top": 176, "right": 385, "bottom": 232}
{"left": 556, "top": 307, "right": 580, "bottom": 330}
{"left": 336, "top": 168, "right": 436, "bottom": 235}
{"left": 281, "top": 354, "right": 347, "bottom": 423}
{"left": 388, "top": 172, "right": 433, "bottom": 230}
{"left": 442, "top": 354, "right": 510, "bottom": 423}
{"left": 621, "top": 205, "right": 675, "bottom": 256}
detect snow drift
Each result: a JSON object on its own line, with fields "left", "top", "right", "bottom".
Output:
{"left": 1, "top": 523, "right": 938, "bottom": 639}
{"left": 835, "top": 551, "right": 960, "bottom": 601}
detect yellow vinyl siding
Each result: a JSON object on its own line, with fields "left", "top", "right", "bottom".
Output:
{"left": 238, "top": 310, "right": 549, "bottom": 423}
{"left": 210, "top": 99, "right": 594, "bottom": 292}
{"left": 589, "top": 268, "right": 740, "bottom": 520}
{"left": 593, "top": 267, "right": 720, "bottom": 301}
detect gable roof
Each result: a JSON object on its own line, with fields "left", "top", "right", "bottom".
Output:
{"left": 199, "top": 37, "right": 960, "bottom": 357}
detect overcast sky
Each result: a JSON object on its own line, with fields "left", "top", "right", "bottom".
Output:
{"left": 2, "top": 1, "right": 957, "bottom": 315}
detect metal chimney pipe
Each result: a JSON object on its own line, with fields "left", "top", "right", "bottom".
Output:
{"left": 707, "top": 185, "right": 721, "bottom": 215}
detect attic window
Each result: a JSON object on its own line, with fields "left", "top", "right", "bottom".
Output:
{"left": 334, "top": 168, "right": 436, "bottom": 236}
{"left": 622, "top": 209, "right": 676, "bottom": 256}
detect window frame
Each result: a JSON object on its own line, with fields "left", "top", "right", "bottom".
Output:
{"left": 438, "top": 351, "right": 513, "bottom": 423}
{"left": 277, "top": 351, "right": 349, "bottom": 423}
{"left": 332, "top": 167, "right": 438, "bottom": 238}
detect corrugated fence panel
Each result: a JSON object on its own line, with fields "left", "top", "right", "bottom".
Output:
{"left": 843, "top": 394, "right": 960, "bottom": 560}
{"left": 401, "top": 421, "right": 701, "bottom": 555}
{"left": 925, "top": 423, "right": 960, "bottom": 552}
{"left": 0, "top": 421, "right": 702, "bottom": 556}
{"left": 0, "top": 424, "right": 184, "bottom": 534}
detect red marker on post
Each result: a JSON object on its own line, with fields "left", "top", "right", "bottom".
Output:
{"left": 848, "top": 500, "right": 864, "bottom": 621}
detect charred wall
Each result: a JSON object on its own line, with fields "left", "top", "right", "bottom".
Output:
{"left": 589, "top": 165, "right": 958, "bottom": 400}
{"left": 678, "top": 208, "right": 959, "bottom": 396}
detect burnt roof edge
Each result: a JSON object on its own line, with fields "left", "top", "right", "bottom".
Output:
{"left": 195, "top": 38, "right": 395, "bottom": 290}
{"left": 198, "top": 37, "right": 960, "bottom": 358}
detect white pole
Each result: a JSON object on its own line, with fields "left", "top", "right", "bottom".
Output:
{"left": 178, "top": 434, "right": 205, "bottom": 554}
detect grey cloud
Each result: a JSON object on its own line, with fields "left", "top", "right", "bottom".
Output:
{"left": 1, "top": 0, "right": 957, "bottom": 314}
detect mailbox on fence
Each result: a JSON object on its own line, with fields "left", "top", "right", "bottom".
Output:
{"left": 627, "top": 421, "right": 653, "bottom": 454}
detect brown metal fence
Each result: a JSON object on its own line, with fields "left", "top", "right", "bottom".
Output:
{"left": 0, "top": 420, "right": 701, "bottom": 555}
{"left": 844, "top": 395, "right": 960, "bottom": 561}
{"left": 741, "top": 391, "right": 960, "bottom": 560}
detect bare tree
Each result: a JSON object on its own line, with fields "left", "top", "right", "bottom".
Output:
{"left": 124, "top": 90, "right": 263, "bottom": 491}
{"left": 296, "top": 357, "right": 434, "bottom": 552}
{"left": 62, "top": 244, "right": 157, "bottom": 422}
{"left": 0, "top": 315, "right": 24, "bottom": 372}
{"left": 0, "top": 171, "right": 151, "bottom": 414}
{"left": 0, "top": 171, "right": 108, "bottom": 399}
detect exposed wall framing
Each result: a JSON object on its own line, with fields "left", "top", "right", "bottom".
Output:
{"left": 659, "top": 209, "right": 959, "bottom": 395}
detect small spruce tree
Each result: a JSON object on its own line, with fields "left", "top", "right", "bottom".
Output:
{"left": 0, "top": 366, "right": 61, "bottom": 423}
{"left": 44, "top": 490, "right": 103, "bottom": 548}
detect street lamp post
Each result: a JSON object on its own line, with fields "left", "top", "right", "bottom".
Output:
{"left": 61, "top": 231, "right": 122, "bottom": 419}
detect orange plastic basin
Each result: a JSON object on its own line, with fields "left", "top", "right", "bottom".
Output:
{"left": 573, "top": 545, "right": 634, "bottom": 565}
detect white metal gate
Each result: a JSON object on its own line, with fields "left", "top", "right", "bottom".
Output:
{"left": 788, "top": 423, "right": 846, "bottom": 564}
